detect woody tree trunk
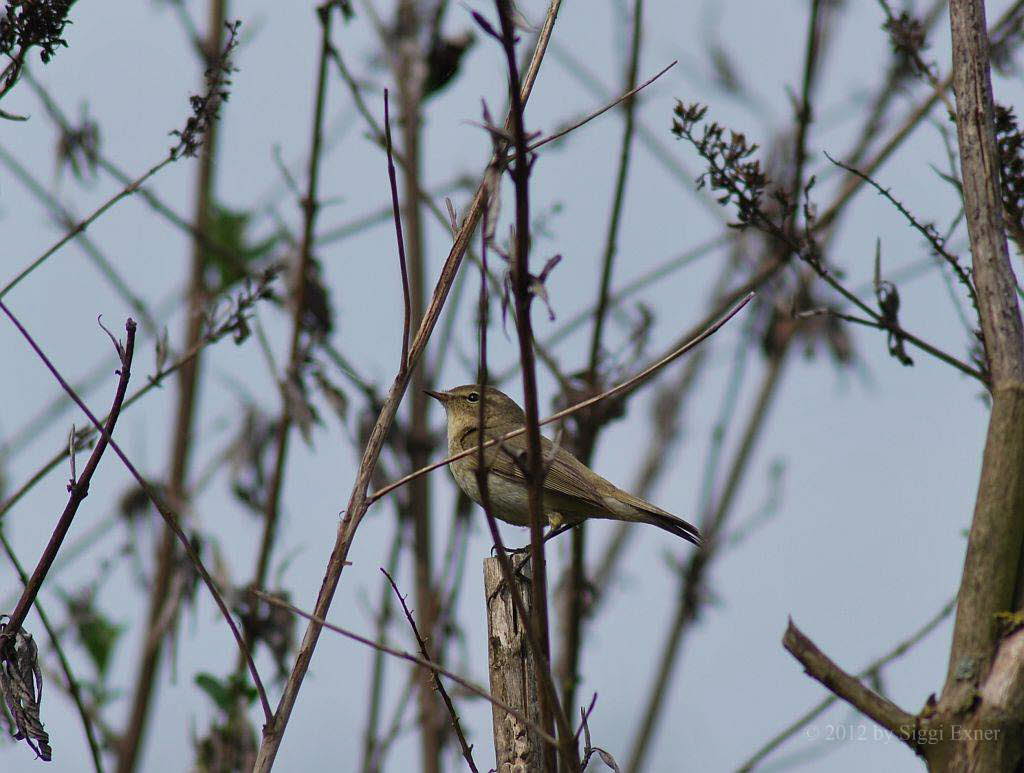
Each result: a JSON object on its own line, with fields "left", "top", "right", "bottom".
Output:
{"left": 928, "top": 0, "right": 1024, "bottom": 767}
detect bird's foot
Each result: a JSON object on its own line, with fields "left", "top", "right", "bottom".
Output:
{"left": 486, "top": 551, "right": 534, "bottom": 604}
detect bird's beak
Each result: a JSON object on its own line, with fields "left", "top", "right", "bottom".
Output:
{"left": 423, "top": 389, "right": 447, "bottom": 403}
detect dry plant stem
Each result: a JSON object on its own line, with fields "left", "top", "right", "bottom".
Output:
{"left": 253, "top": 590, "right": 558, "bottom": 747}
{"left": 476, "top": 186, "right": 569, "bottom": 771}
{"left": 382, "top": 570, "right": 478, "bottom": 773}
{"left": 0, "top": 303, "right": 266, "bottom": 523}
{"left": 384, "top": 89, "right": 412, "bottom": 369}
{"left": 391, "top": 2, "right": 444, "bottom": 762}
{"left": 738, "top": 597, "right": 955, "bottom": 772}
{"left": 245, "top": 0, "right": 334, "bottom": 636}
{"left": 936, "top": 0, "right": 1024, "bottom": 752}
{"left": 0, "top": 145, "right": 159, "bottom": 333}
{"left": 484, "top": 557, "right": 546, "bottom": 771}
{"left": 0, "top": 155, "right": 175, "bottom": 300}
{"left": 4, "top": 320, "right": 135, "bottom": 637}
{"left": 369, "top": 292, "right": 755, "bottom": 505}
{"left": 360, "top": 525, "right": 404, "bottom": 773}
{"left": 0, "top": 301, "right": 270, "bottom": 723}
{"left": 493, "top": 2, "right": 565, "bottom": 767}
{"left": 559, "top": 0, "right": 646, "bottom": 728}
{"left": 526, "top": 60, "right": 674, "bottom": 153}
{"left": 0, "top": 533, "right": 105, "bottom": 773}
{"left": 252, "top": 4, "right": 564, "bottom": 768}
{"left": 119, "top": 4, "right": 225, "bottom": 770}
{"left": 627, "top": 346, "right": 789, "bottom": 773}
{"left": 546, "top": 43, "right": 726, "bottom": 224}
{"left": 816, "top": 0, "right": 1024, "bottom": 234}
{"left": 783, "top": 621, "right": 917, "bottom": 743}
{"left": 475, "top": 194, "right": 561, "bottom": 770}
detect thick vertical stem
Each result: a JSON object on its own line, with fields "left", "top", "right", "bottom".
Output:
{"left": 484, "top": 557, "right": 545, "bottom": 772}
{"left": 493, "top": 1, "right": 580, "bottom": 768}
{"left": 940, "top": 0, "right": 1024, "bottom": 730}
{"left": 117, "top": 4, "right": 225, "bottom": 771}
{"left": 559, "top": 0, "right": 645, "bottom": 723}
{"left": 236, "top": 3, "right": 333, "bottom": 687}
{"left": 394, "top": 1, "right": 444, "bottom": 768}
{"left": 252, "top": 5, "right": 563, "bottom": 767}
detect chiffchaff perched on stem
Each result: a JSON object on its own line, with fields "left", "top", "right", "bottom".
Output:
{"left": 425, "top": 385, "right": 701, "bottom": 546}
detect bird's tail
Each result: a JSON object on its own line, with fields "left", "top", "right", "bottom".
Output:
{"left": 640, "top": 511, "right": 702, "bottom": 547}
{"left": 598, "top": 490, "right": 702, "bottom": 547}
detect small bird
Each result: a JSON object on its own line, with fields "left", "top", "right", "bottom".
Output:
{"left": 425, "top": 385, "right": 701, "bottom": 546}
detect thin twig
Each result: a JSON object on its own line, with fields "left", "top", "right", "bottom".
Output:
{"left": 0, "top": 298, "right": 272, "bottom": 725}
{"left": 823, "top": 150, "right": 978, "bottom": 313}
{"left": 252, "top": 5, "right": 565, "bottom": 767}
{"left": 368, "top": 292, "right": 754, "bottom": 505}
{"left": 384, "top": 88, "right": 412, "bottom": 369}
{"left": 526, "top": 60, "right": 675, "bottom": 152}
{"left": 0, "top": 144, "right": 160, "bottom": 333}
{"left": 782, "top": 620, "right": 917, "bottom": 743}
{"left": 738, "top": 597, "right": 954, "bottom": 771}
{"left": 253, "top": 590, "right": 558, "bottom": 748}
{"left": 382, "top": 570, "right": 478, "bottom": 772}
{"left": 0, "top": 156, "right": 176, "bottom": 300}
{"left": 490, "top": 0, "right": 568, "bottom": 765}
{"left": 0, "top": 518, "right": 106, "bottom": 773}
{"left": 4, "top": 319, "right": 136, "bottom": 637}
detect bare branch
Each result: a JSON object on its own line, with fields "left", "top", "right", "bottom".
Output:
{"left": 253, "top": 590, "right": 558, "bottom": 748}
{"left": 368, "top": 292, "right": 754, "bottom": 505}
{"left": 382, "top": 570, "right": 478, "bottom": 772}
{"left": 782, "top": 620, "right": 917, "bottom": 745}
{"left": 0, "top": 298, "right": 272, "bottom": 726}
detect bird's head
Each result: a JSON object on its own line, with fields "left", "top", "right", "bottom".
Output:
{"left": 424, "top": 385, "right": 526, "bottom": 434}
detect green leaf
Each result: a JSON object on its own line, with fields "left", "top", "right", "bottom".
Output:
{"left": 195, "top": 672, "right": 232, "bottom": 713}
{"left": 79, "top": 614, "right": 123, "bottom": 677}
{"left": 195, "top": 671, "right": 259, "bottom": 714}
{"left": 60, "top": 593, "right": 124, "bottom": 678}
{"left": 202, "top": 203, "right": 279, "bottom": 291}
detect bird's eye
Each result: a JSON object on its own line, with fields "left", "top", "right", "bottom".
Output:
{"left": 467, "top": 392, "right": 479, "bottom": 403}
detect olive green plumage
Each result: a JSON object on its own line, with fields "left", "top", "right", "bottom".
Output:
{"left": 425, "top": 385, "right": 701, "bottom": 546}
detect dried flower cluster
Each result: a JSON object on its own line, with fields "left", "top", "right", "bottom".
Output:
{"left": 170, "top": 20, "right": 241, "bottom": 158}
{"left": 995, "top": 104, "right": 1024, "bottom": 244}
{"left": 672, "top": 102, "right": 773, "bottom": 228}
{"left": 881, "top": 9, "right": 928, "bottom": 75}
{"left": 0, "top": 0, "right": 71, "bottom": 64}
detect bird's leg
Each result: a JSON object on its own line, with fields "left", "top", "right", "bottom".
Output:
{"left": 504, "top": 519, "right": 575, "bottom": 554}
{"left": 486, "top": 553, "right": 533, "bottom": 604}
{"left": 488, "top": 522, "right": 578, "bottom": 603}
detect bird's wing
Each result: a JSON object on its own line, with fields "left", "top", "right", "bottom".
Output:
{"left": 464, "top": 428, "right": 701, "bottom": 544}
{"left": 463, "top": 430, "right": 609, "bottom": 510}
